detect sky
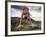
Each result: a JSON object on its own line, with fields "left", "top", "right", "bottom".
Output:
{"left": 11, "top": 5, "right": 41, "bottom": 21}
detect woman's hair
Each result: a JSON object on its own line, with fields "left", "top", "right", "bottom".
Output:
{"left": 23, "top": 6, "right": 29, "bottom": 10}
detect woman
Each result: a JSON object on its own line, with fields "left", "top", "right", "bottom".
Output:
{"left": 16, "top": 6, "right": 32, "bottom": 31}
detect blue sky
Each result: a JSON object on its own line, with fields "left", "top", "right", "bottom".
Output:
{"left": 11, "top": 5, "right": 41, "bottom": 21}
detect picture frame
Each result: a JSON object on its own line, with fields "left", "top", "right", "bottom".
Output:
{"left": 5, "top": 1, "right": 45, "bottom": 36}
